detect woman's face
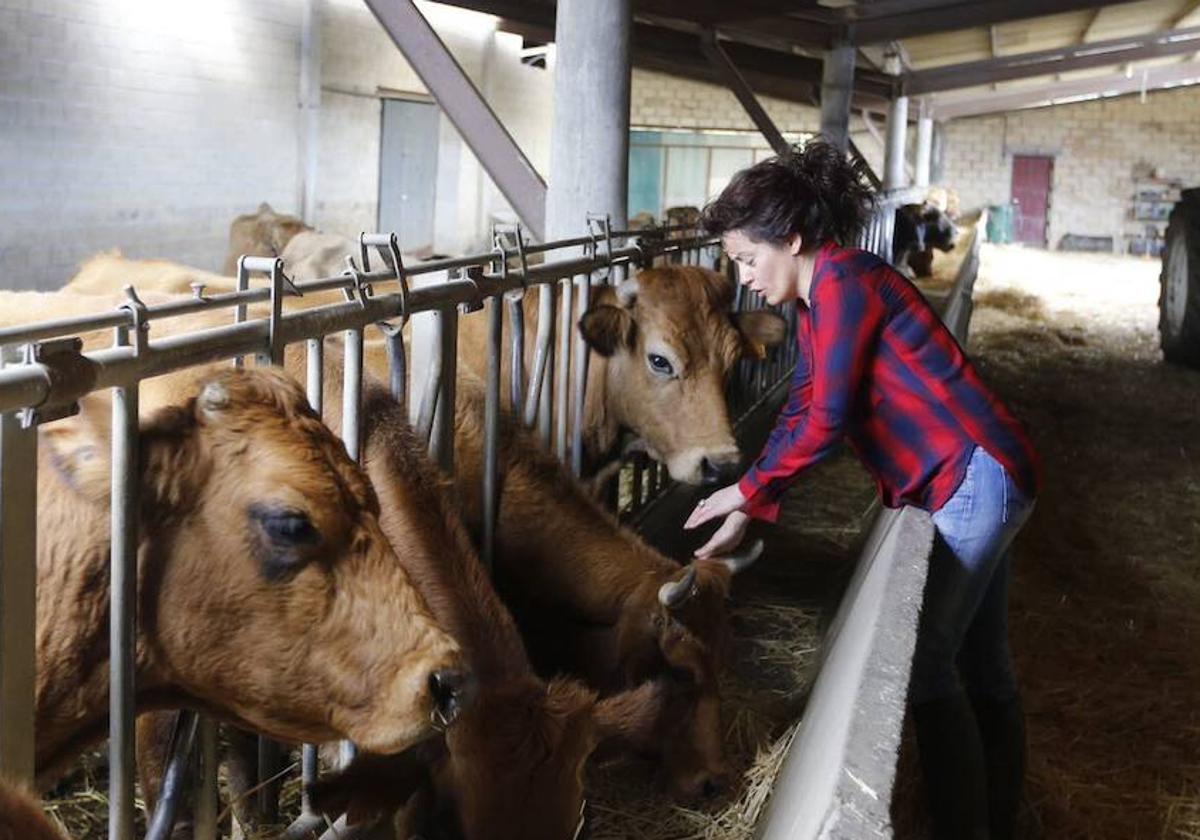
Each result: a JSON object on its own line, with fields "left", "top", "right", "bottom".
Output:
{"left": 721, "top": 229, "right": 802, "bottom": 306}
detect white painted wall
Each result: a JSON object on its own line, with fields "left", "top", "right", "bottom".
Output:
{"left": 0, "top": 0, "right": 554, "bottom": 290}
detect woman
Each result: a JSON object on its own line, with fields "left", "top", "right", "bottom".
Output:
{"left": 684, "top": 140, "right": 1039, "bottom": 840}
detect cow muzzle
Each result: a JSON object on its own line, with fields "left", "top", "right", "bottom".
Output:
{"left": 428, "top": 668, "right": 477, "bottom": 729}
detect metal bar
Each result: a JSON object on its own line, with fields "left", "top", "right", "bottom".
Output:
{"left": 257, "top": 737, "right": 283, "bottom": 825}
{"left": 570, "top": 274, "right": 591, "bottom": 477}
{"left": 416, "top": 314, "right": 444, "bottom": 447}
{"left": 144, "top": 711, "right": 199, "bottom": 840}
{"left": 482, "top": 293, "right": 502, "bottom": 574}
{"left": 554, "top": 278, "right": 573, "bottom": 460}
{"left": 381, "top": 325, "right": 407, "bottom": 408}
{"left": 429, "top": 307, "right": 458, "bottom": 472}
{"left": 699, "top": 31, "right": 790, "bottom": 155}
{"left": 507, "top": 295, "right": 525, "bottom": 414}
{"left": 306, "top": 337, "right": 324, "bottom": 415}
{"left": 906, "top": 23, "right": 1200, "bottom": 95}
{"left": 193, "top": 718, "right": 218, "bottom": 840}
{"left": 930, "top": 59, "right": 1200, "bottom": 119}
{"left": 0, "top": 408, "right": 36, "bottom": 784}
{"left": 342, "top": 328, "right": 364, "bottom": 462}
{"left": 526, "top": 288, "right": 554, "bottom": 436}
{"left": 364, "top": 0, "right": 547, "bottom": 239}
{"left": 109, "top": 381, "right": 139, "bottom": 840}
{"left": 914, "top": 103, "right": 933, "bottom": 188}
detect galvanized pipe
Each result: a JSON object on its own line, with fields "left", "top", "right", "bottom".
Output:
{"left": 429, "top": 307, "right": 457, "bottom": 472}
{"left": 193, "top": 718, "right": 219, "bottom": 840}
{"left": 306, "top": 337, "right": 324, "bottom": 415}
{"left": 506, "top": 295, "right": 525, "bottom": 414}
{"left": 342, "top": 328, "right": 364, "bottom": 462}
{"left": 144, "top": 710, "right": 199, "bottom": 840}
{"left": 381, "top": 323, "right": 407, "bottom": 408}
{"left": 533, "top": 284, "right": 556, "bottom": 442}
{"left": 554, "top": 278, "right": 573, "bottom": 460}
{"left": 570, "top": 274, "right": 591, "bottom": 477}
{"left": 109, "top": 381, "right": 139, "bottom": 840}
{"left": 482, "top": 294, "right": 502, "bottom": 573}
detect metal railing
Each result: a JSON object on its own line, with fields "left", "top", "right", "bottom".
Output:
{"left": 0, "top": 217, "right": 796, "bottom": 839}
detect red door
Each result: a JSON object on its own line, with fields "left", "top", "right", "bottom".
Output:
{"left": 1011, "top": 155, "right": 1053, "bottom": 247}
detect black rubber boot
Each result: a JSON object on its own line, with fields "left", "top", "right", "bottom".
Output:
{"left": 971, "top": 694, "right": 1026, "bottom": 840}
{"left": 913, "top": 693, "right": 991, "bottom": 840}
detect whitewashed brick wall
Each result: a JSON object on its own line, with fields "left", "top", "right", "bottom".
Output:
{"left": 0, "top": 0, "right": 553, "bottom": 290}
{"left": 630, "top": 69, "right": 823, "bottom": 134}
{"left": 943, "top": 88, "right": 1200, "bottom": 249}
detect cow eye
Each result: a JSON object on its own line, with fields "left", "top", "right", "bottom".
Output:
{"left": 250, "top": 505, "right": 319, "bottom": 546}
{"left": 647, "top": 353, "right": 674, "bottom": 377}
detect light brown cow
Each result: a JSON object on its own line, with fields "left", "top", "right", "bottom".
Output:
{"left": 222, "top": 203, "right": 311, "bottom": 275}
{"left": 27, "top": 367, "right": 469, "bottom": 788}
{"left": 449, "top": 378, "right": 758, "bottom": 799}
{"left": 0, "top": 779, "right": 67, "bottom": 840}
{"left": 455, "top": 266, "right": 787, "bottom": 486}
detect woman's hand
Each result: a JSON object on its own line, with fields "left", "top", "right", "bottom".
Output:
{"left": 694, "top": 511, "right": 750, "bottom": 559}
{"left": 684, "top": 482, "right": 747, "bottom": 530}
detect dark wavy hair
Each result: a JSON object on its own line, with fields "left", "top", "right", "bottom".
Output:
{"left": 700, "top": 138, "right": 875, "bottom": 247}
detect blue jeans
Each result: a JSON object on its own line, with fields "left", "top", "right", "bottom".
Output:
{"left": 910, "top": 446, "right": 1035, "bottom": 705}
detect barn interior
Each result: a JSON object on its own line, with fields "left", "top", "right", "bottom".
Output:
{"left": 1, "top": 1, "right": 1199, "bottom": 839}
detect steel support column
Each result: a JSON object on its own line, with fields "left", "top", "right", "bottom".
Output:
{"left": 819, "top": 45, "right": 856, "bottom": 152}
{"left": 884, "top": 94, "right": 909, "bottom": 190}
{"left": 931, "top": 121, "right": 946, "bottom": 185}
{"left": 914, "top": 100, "right": 933, "bottom": 188}
{"left": 365, "top": 0, "right": 547, "bottom": 240}
{"left": 545, "top": 0, "right": 631, "bottom": 238}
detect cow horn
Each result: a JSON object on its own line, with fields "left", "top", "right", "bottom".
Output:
{"left": 199, "top": 382, "right": 230, "bottom": 413}
{"left": 719, "top": 538, "right": 764, "bottom": 575}
{"left": 616, "top": 277, "right": 639, "bottom": 307}
{"left": 657, "top": 565, "right": 698, "bottom": 609}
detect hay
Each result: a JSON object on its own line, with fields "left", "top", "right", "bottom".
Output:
{"left": 894, "top": 243, "right": 1200, "bottom": 839}
{"left": 585, "top": 599, "right": 820, "bottom": 840}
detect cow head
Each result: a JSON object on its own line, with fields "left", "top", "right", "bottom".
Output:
{"left": 224, "top": 203, "right": 311, "bottom": 274}
{"left": 47, "top": 369, "right": 470, "bottom": 755}
{"left": 611, "top": 540, "right": 762, "bottom": 799}
{"left": 313, "top": 677, "right": 670, "bottom": 840}
{"left": 578, "top": 266, "right": 786, "bottom": 485}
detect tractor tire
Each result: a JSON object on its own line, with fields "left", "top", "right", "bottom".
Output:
{"left": 1159, "top": 191, "right": 1200, "bottom": 368}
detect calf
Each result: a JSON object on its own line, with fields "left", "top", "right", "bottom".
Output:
{"left": 305, "top": 376, "right": 671, "bottom": 840}
{"left": 449, "top": 379, "right": 759, "bottom": 799}
{"left": 222, "top": 202, "right": 311, "bottom": 275}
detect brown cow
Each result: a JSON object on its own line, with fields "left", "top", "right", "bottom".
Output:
{"left": 0, "top": 779, "right": 67, "bottom": 840}
{"left": 111, "top": 341, "right": 668, "bottom": 840}
{"left": 455, "top": 266, "right": 787, "bottom": 486}
{"left": 449, "top": 378, "right": 759, "bottom": 799}
{"left": 25, "top": 367, "right": 469, "bottom": 788}
{"left": 222, "top": 203, "right": 311, "bottom": 275}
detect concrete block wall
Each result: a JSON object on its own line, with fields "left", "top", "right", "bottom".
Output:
{"left": 0, "top": 0, "right": 301, "bottom": 290}
{"left": 630, "top": 68, "right": 822, "bottom": 135}
{"left": 943, "top": 87, "right": 1200, "bottom": 249}
{"left": 0, "top": 0, "right": 553, "bottom": 290}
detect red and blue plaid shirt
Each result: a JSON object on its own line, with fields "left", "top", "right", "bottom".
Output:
{"left": 738, "top": 241, "right": 1040, "bottom": 522}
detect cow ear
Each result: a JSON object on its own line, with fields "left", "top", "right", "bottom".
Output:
{"left": 594, "top": 678, "right": 669, "bottom": 751}
{"left": 578, "top": 305, "right": 636, "bottom": 357}
{"left": 735, "top": 310, "right": 787, "bottom": 359}
{"left": 40, "top": 393, "right": 115, "bottom": 505}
